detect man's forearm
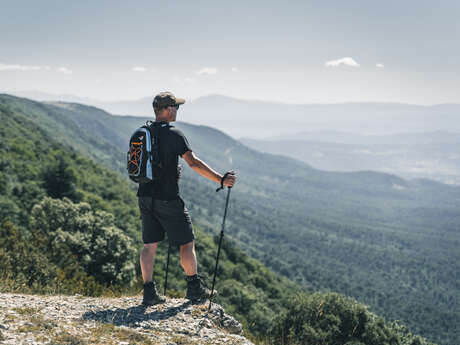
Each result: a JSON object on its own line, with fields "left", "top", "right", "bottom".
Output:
{"left": 190, "top": 158, "right": 222, "bottom": 183}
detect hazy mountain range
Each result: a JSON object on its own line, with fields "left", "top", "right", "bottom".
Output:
{"left": 8, "top": 90, "right": 460, "bottom": 139}
{"left": 241, "top": 130, "right": 460, "bottom": 185}
{"left": 11, "top": 90, "right": 460, "bottom": 186}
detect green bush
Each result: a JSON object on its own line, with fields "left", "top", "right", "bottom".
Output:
{"left": 0, "top": 220, "right": 57, "bottom": 288}
{"left": 30, "top": 197, "right": 137, "bottom": 286}
{"left": 268, "top": 292, "right": 434, "bottom": 345}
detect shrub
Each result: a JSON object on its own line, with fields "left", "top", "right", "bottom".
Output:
{"left": 30, "top": 197, "right": 137, "bottom": 286}
{"left": 268, "top": 292, "right": 433, "bottom": 345}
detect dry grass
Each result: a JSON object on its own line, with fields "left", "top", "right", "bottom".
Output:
{"left": 10, "top": 318, "right": 163, "bottom": 345}
{"left": 1, "top": 308, "right": 162, "bottom": 345}
{"left": 12, "top": 306, "right": 41, "bottom": 315}
{"left": 48, "top": 331, "right": 87, "bottom": 345}
{"left": 87, "top": 323, "right": 157, "bottom": 344}
{"left": 3, "top": 313, "right": 17, "bottom": 323}
{"left": 169, "top": 335, "right": 190, "bottom": 344}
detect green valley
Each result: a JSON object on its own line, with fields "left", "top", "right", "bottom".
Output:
{"left": 1, "top": 94, "right": 454, "bottom": 344}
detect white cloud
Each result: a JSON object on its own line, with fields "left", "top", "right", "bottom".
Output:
{"left": 0, "top": 62, "right": 47, "bottom": 71}
{"left": 196, "top": 67, "right": 218, "bottom": 75}
{"left": 231, "top": 67, "right": 238, "bottom": 72}
{"left": 132, "top": 66, "right": 147, "bottom": 72}
{"left": 57, "top": 67, "right": 72, "bottom": 74}
{"left": 376, "top": 63, "right": 385, "bottom": 68}
{"left": 173, "top": 75, "right": 195, "bottom": 85}
{"left": 0, "top": 63, "right": 74, "bottom": 74}
{"left": 325, "top": 57, "right": 360, "bottom": 67}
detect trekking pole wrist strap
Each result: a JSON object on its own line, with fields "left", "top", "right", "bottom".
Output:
{"left": 216, "top": 172, "right": 231, "bottom": 192}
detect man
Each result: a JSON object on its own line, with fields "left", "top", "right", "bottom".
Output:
{"left": 139, "top": 91, "right": 236, "bottom": 306}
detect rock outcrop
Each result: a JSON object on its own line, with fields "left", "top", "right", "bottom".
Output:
{"left": 0, "top": 293, "right": 254, "bottom": 345}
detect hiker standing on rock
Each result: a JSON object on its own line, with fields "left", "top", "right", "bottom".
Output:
{"left": 138, "top": 92, "right": 236, "bottom": 306}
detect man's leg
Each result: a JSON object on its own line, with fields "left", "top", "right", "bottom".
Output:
{"left": 181, "top": 240, "right": 211, "bottom": 301}
{"left": 140, "top": 242, "right": 165, "bottom": 305}
{"left": 180, "top": 240, "right": 198, "bottom": 276}
{"left": 140, "top": 242, "right": 158, "bottom": 283}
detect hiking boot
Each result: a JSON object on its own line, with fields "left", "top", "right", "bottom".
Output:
{"left": 142, "top": 281, "right": 166, "bottom": 306}
{"left": 185, "top": 275, "right": 214, "bottom": 302}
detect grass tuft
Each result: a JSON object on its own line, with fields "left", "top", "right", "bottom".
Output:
{"left": 12, "top": 306, "right": 41, "bottom": 315}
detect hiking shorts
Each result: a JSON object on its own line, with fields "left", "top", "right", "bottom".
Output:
{"left": 138, "top": 196, "right": 194, "bottom": 246}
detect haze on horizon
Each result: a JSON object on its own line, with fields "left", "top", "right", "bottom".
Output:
{"left": 1, "top": 0, "right": 459, "bottom": 106}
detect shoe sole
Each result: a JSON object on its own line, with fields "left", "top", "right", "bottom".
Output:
{"left": 187, "top": 295, "right": 210, "bottom": 302}
{"left": 142, "top": 299, "right": 166, "bottom": 306}
{"left": 189, "top": 298, "right": 207, "bottom": 305}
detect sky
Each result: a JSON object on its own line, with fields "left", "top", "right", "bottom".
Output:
{"left": 0, "top": 0, "right": 459, "bottom": 105}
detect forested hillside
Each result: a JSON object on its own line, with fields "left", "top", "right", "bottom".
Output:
{"left": 0, "top": 94, "right": 448, "bottom": 344}
{"left": 0, "top": 94, "right": 305, "bottom": 341}
{"left": 114, "top": 111, "right": 460, "bottom": 345}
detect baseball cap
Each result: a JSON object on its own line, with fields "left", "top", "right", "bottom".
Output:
{"left": 152, "top": 91, "right": 185, "bottom": 109}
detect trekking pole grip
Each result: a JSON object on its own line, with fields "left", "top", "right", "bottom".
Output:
{"left": 216, "top": 171, "right": 234, "bottom": 192}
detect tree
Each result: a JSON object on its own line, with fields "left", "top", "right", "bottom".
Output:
{"left": 0, "top": 219, "right": 56, "bottom": 287}
{"left": 268, "top": 292, "right": 434, "bottom": 345}
{"left": 30, "top": 197, "right": 137, "bottom": 286}
{"left": 42, "top": 154, "right": 78, "bottom": 200}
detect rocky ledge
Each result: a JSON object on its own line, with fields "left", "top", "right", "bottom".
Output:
{"left": 0, "top": 293, "right": 254, "bottom": 345}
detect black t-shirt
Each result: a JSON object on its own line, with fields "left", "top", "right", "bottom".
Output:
{"left": 137, "top": 122, "right": 192, "bottom": 200}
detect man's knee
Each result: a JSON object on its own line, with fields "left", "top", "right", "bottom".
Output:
{"left": 143, "top": 242, "right": 158, "bottom": 252}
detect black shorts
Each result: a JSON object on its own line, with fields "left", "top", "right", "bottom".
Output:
{"left": 138, "top": 196, "right": 194, "bottom": 246}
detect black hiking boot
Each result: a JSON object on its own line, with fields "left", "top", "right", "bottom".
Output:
{"left": 185, "top": 274, "right": 213, "bottom": 303}
{"left": 142, "top": 281, "right": 166, "bottom": 306}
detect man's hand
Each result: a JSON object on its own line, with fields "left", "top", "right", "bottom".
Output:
{"left": 223, "top": 171, "right": 236, "bottom": 187}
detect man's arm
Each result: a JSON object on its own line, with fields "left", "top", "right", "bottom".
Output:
{"left": 181, "top": 150, "right": 235, "bottom": 187}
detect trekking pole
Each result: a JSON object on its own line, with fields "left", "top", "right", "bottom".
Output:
{"left": 164, "top": 243, "right": 171, "bottom": 296}
{"left": 208, "top": 171, "right": 234, "bottom": 312}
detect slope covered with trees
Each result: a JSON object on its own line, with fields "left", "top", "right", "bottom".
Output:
{"left": 0, "top": 94, "right": 447, "bottom": 344}
{"left": 0, "top": 94, "right": 303, "bottom": 340}
{"left": 114, "top": 107, "right": 460, "bottom": 345}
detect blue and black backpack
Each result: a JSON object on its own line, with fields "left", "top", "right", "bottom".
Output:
{"left": 127, "top": 121, "right": 168, "bottom": 183}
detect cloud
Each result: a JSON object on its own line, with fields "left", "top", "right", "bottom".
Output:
{"left": 325, "top": 57, "right": 360, "bottom": 67}
{"left": 0, "top": 62, "right": 49, "bottom": 71}
{"left": 173, "top": 75, "right": 195, "bottom": 85}
{"left": 196, "top": 67, "right": 218, "bottom": 75}
{"left": 376, "top": 63, "right": 385, "bottom": 68}
{"left": 0, "top": 62, "right": 73, "bottom": 74}
{"left": 132, "top": 66, "right": 147, "bottom": 72}
{"left": 57, "top": 67, "right": 72, "bottom": 74}
{"left": 231, "top": 67, "right": 238, "bottom": 72}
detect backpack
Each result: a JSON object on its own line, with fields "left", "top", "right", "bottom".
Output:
{"left": 127, "top": 121, "right": 168, "bottom": 183}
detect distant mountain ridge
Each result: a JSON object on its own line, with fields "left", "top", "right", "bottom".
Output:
{"left": 262, "top": 129, "right": 460, "bottom": 144}
{"left": 241, "top": 129, "right": 460, "bottom": 185}
{"left": 7, "top": 90, "right": 460, "bottom": 139}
